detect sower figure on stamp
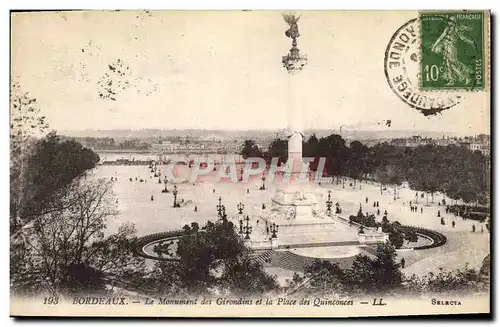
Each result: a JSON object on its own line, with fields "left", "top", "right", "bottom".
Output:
{"left": 432, "top": 16, "right": 475, "bottom": 86}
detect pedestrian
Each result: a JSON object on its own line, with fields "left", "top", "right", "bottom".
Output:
{"left": 256, "top": 220, "right": 259, "bottom": 226}
{"left": 377, "top": 209, "right": 380, "bottom": 215}
{"left": 452, "top": 221, "right": 455, "bottom": 228}
{"left": 421, "top": 207, "right": 423, "bottom": 214}
{"left": 194, "top": 205, "right": 198, "bottom": 212}
{"left": 373, "top": 201, "right": 376, "bottom": 207}
{"left": 213, "top": 189, "right": 215, "bottom": 193}
{"left": 151, "top": 195, "right": 154, "bottom": 201}
{"left": 247, "top": 189, "right": 249, "bottom": 194}
{"left": 377, "top": 201, "right": 379, "bottom": 207}
{"left": 472, "top": 225, "right": 476, "bottom": 233}
{"left": 400, "top": 258, "right": 405, "bottom": 269}
{"left": 384, "top": 209, "right": 388, "bottom": 216}
{"left": 365, "top": 197, "right": 368, "bottom": 203}
{"left": 437, "top": 210, "right": 441, "bottom": 217}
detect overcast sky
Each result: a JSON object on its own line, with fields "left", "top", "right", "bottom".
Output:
{"left": 11, "top": 11, "right": 490, "bottom": 135}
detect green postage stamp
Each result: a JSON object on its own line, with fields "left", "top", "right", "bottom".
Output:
{"left": 420, "top": 11, "right": 487, "bottom": 90}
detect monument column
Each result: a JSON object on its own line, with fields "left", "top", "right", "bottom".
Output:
{"left": 282, "top": 14, "right": 307, "bottom": 181}
{"left": 270, "top": 13, "right": 318, "bottom": 221}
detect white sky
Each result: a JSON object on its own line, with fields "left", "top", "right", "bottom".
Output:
{"left": 11, "top": 10, "right": 490, "bottom": 134}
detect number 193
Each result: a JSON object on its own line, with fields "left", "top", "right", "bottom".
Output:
{"left": 43, "top": 296, "right": 59, "bottom": 305}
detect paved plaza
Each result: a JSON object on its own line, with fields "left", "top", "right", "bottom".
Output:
{"left": 93, "top": 163, "right": 490, "bottom": 279}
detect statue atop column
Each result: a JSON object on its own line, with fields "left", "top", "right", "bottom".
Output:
{"left": 283, "top": 14, "right": 301, "bottom": 42}
{"left": 282, "top": 13, "right": 307, "bottom": 73}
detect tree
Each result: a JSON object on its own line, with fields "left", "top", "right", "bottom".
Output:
{"left": 342, "top": 243, "right": 402, "bottom": 295}
{"left": 10, "top": 81, "right": 49, "bottom": 155}
{"left": 240, "top": 140, "right": 262, "bottom": 159}
{"left": 346, "top": 141, "right": 369, "bottom": 188}
{"left": 322, "top": 135, "right": 348, "bottom": 178}
{"left": 265, "top": 138, "right": 287, "bottom": 166}
{"left": 302, "top": 259, "right": 345, "bottom": 295}
{"left": 10, "top": 82, "right": 50, "bottom": 231}
{"left": 375, "top": 164, "right": 403, "bottom": 195}
{"left": 388, "top": 231, "right": 404, "bottom": 249}
{"left": 303, "top": 134, "right": 320, "bottom": 171}
{"left": 371, "top": 242, "right": 402, "bottom": 291}
{"left": 405, "top": 265, "right": 486, "bottom": 295}
{"left": 343, "top": 254, "right": 375, "bottom": 294}
{"left": 11, "top": 179, "right": 145, "bottom": 296}
{"left": 154, "top": 218, "right": 278, "bottom": 296}
{"left": 18, "top": 133, "right": 100, "bottom": 223}
{"left": 219, "top": 256, "right": 278, "bottom": 296}
{"left": 404, "top": 229, "right": 418, "bottom": 244}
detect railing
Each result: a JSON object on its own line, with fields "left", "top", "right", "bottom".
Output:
{"left": 396, "top": 224, "right": 447, "bottom": 250}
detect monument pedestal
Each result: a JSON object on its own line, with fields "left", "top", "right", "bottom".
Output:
{"left": 271, "top": 177, "right": 319, "bottom": 220}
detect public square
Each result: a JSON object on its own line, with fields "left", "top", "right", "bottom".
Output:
{"left": 93, "top": 160, "right": 490, "bottom": 283}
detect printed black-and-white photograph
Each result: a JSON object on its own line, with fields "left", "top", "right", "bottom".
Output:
{"left": 10, "top": 10, "right": 491, "bottom": 317}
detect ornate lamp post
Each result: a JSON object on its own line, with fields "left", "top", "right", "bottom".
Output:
{"left": 243, "top": 215, "right": 253, "bottom": 240}
{"left": 239, "top": 218, "right": 244, "bottom": 235}
{"left": 326, "top": 190, "right": 333, "bottom": 215}
{"left": 162, "top": 177, "right": 169, "bottom": 193}
{"left": 221, "top": 204, "right": 227, "bottom": 220}
{"left": 237, "top": 202, "right": 245, "bottom": 215}
{"left": 270, "top": 222, "right": 279, "bottom": 239}
{"left": 216, "top": 197, "right": 223, "bottom": 217}
{"left": 172, "top": 185, "right": 179, "bottom": 208}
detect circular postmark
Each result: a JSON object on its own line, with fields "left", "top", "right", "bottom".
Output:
{"left": 384, "top": 19, "right": 462, "bottom": 116}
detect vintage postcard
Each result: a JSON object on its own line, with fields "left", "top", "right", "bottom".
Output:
{"left": 10, "top": 10, "right": 491, "bottom": 317}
